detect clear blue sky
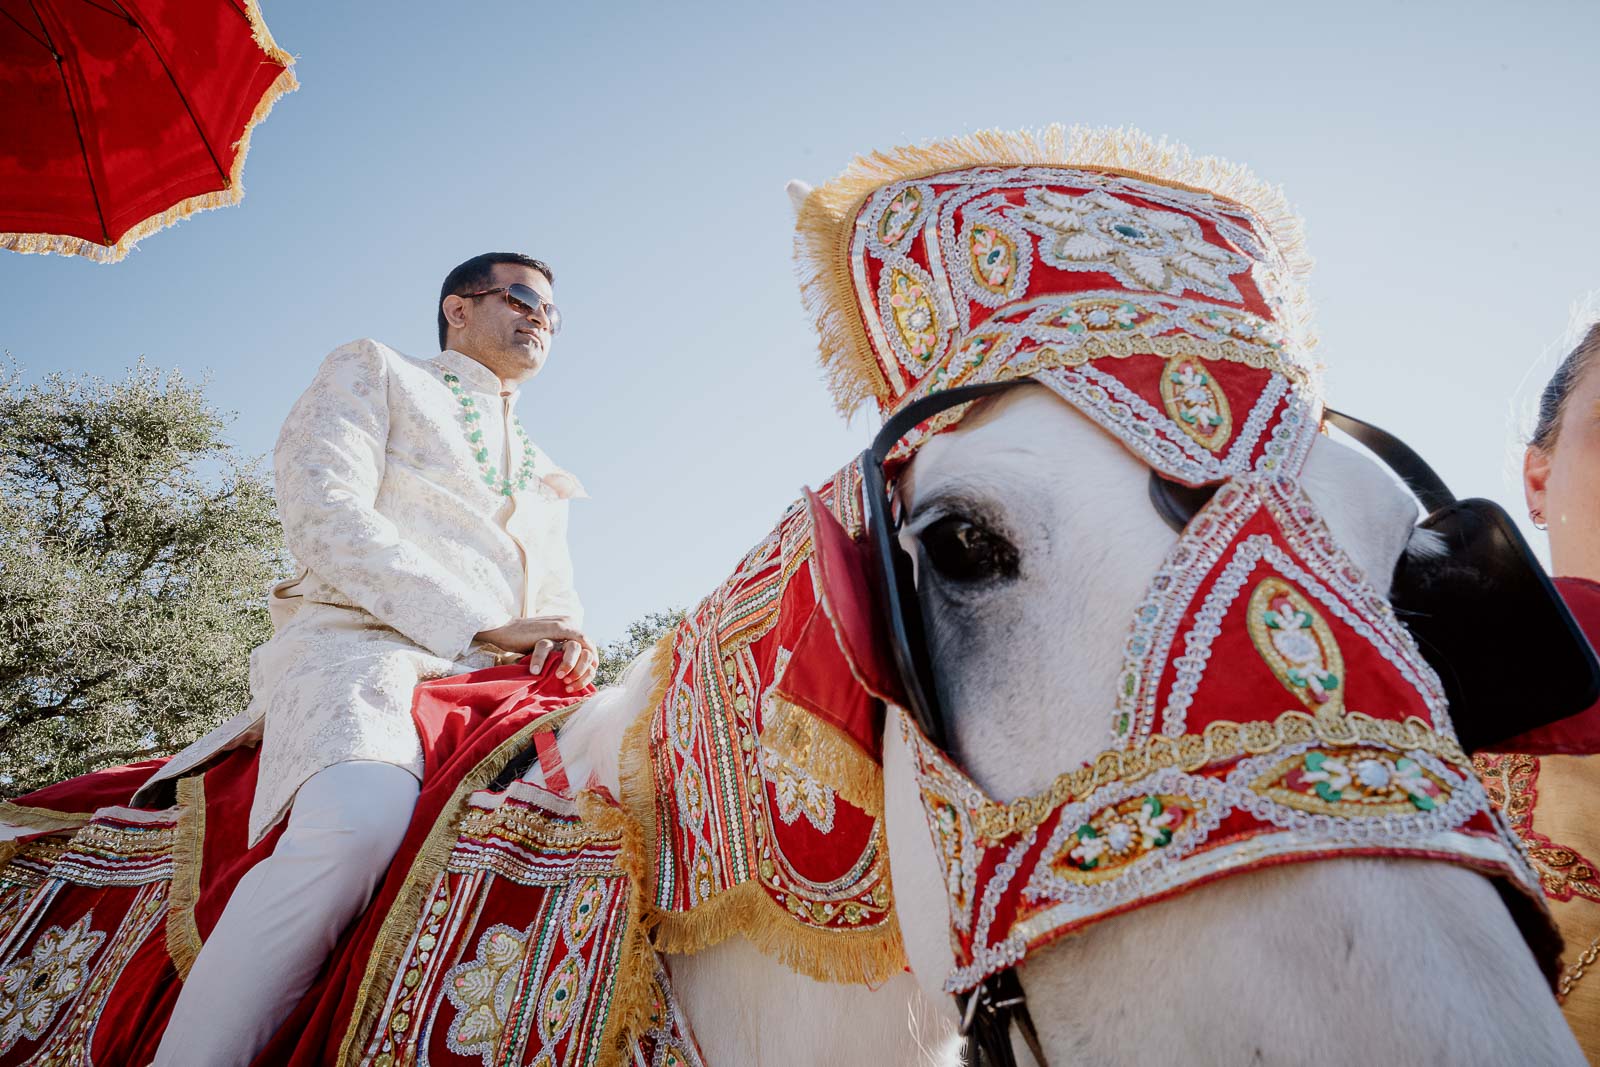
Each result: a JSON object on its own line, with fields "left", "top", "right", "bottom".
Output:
{"left": 3, "top": 0, "right": 1597, "bottom": 644}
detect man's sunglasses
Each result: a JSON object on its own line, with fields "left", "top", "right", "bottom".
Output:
{"left": 462, "top": 284, "right": 562, "bottom": 335}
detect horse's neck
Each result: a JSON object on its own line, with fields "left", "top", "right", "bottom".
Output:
{"left": 668, "top": 940, "right": 954, "bottom": 1066}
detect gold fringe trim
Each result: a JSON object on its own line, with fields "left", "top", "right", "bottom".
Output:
{"left": 335, "top": 701, "right": 584, "bottom": 1066}
{"left": 646, "top": 876, "right": 906, "bottom": 987}
{"left": 618, "top": 631, "right": 905, "bottom": 984}
{"left": 0, "top": 800, "right": 92, "bottom": 833}
{"left": 616, "top": 631, "right": 680, "bottom": 902}
{"left": 0, "top": 10, "right": 298, "bottom": 264}
{"left": 795, "top": 124, "right": 1316, "bottom": 418}
{"left": 166, "top": 776, "right": 207, "bottom": 980}
{"left": 963, "top": 709, "right": 1468, "bottom": 841}
{"left": 573, "top": 791, "right": 657, "bottom": 1067}
{"left": 762, "top": 695, "right": 883, "bottom": 818}
{"left": 0, "top": 840, "right": 20, "bottom": 869}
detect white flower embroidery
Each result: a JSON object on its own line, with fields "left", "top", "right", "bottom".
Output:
{"left": 0, "top": 913, "right": 106, "bottom": 1054}
{"left": 1017, "top": 188, "right": 1251, "bottom": 301}
{"left": 1300, "top": 756, "right": 1352, "bottom": 794}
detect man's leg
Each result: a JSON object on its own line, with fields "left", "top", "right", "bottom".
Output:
{"left": 153, "top": 760, "right": 419, "bottom": 1067}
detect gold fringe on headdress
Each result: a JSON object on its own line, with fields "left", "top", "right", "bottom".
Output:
{"left": 0, "top": 1, "right": 298, "bottom": 264}
{"left": 794, "top": 124, "right": 1316, "bottom": 418}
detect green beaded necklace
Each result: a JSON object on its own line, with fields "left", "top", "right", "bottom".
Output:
{"left": 442, "top": 372, "right": 538, "bottom": 497}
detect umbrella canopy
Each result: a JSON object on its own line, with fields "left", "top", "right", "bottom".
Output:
{"left": 0, "top": 0, "right": 295, "bottom": 262}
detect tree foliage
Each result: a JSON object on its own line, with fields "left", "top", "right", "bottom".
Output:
{"left": 594, "top": 609, "right": 684, "bottom": 688}
{"left": 0, "top": 362, "right": 288, "bottom": 797}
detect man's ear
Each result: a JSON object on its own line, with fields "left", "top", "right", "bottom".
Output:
{"left": 1524, "top": 444, "right": 1552, "bottom": 519}
{"left": 441, "top": 294, "right": 469, "bottom": 333}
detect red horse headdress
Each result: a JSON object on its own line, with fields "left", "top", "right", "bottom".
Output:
{"left": 795, "top": 126, "right": 1321, "bottom": 485}
{"left": 793, "top": 127, "right": 1547, "bottom": 993}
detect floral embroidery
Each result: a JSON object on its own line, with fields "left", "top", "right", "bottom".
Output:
{"left": 1058, "top": 795, "right": 1186, "bottom": 878}
{"left": 1255, "top": 748, "right": 1446, "bottom": 814}
{"left": 760, "top": 748, "right": 836, "bottom": 832}
{"left": 1475, "top": 754, "right": 1600, "bottom": 904}
{"left": 1017, "top": 187, "right": 1251, "bottom": 301}
{"left": 877, "top": 185, "right": 925, "bottom": 246}
{"left": 1035, "top": 295, "right": 1153, "bottom": 334}
{"left": 537, "top": 955, "right": 585, "bottom": 1043}
{"left": 969, "top": 224, "right": 1017, "bottom": 293}
{"left": 443, "top": 924, "right": 528, "bottom": 1063}
{"left": 1247, "top": 577, "right": 1345, "bottom": 718}
{"left": 1160, "top": 356, "right": 1233, "bottom": 451}
{"left": 566, "top": 876, "right": 606, "bottom": 945}
{"left": 882, "top": 267, "right": 942, "bottom": 369}
{"left": 0, "top": 913, "right": 107, "bottom": 1055}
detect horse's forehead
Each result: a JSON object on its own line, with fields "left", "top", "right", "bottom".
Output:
{"left": 905, "top": 390, "right": 1134, "bottom": 502}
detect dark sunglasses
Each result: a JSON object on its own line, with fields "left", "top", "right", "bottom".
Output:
{"left": 463, "top": 284, "right": 562, "bottom": 335}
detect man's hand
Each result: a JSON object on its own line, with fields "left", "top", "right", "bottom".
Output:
{"left": 475, "top": 616, "right": 598, "bottom": 691}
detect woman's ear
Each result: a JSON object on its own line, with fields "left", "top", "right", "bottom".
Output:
{"left": 1524, "top": 443, "right": 1552, "bottom": 521}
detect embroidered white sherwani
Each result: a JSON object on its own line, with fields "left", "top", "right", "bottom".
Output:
{"left": 135, "top": 341, "right": 583, "bottom": 844}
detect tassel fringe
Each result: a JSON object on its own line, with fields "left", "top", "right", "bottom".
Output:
{"left": 0, "top": 800, "right": 92, "bottom": 834}
{"left": 166, "top": 776, "right": 207, "bottom": 979}
{"left": 794, "top": 124, "right": 1316, "bottom": 418}
{"left": 0, "top": 12, "right": 299, "bottom": 264}
{"left": 762, "top": 695, "right": 883, "bottom": 818}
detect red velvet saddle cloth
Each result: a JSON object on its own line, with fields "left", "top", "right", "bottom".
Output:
{"left": 0, "top": 662, "right": 704, "bottom": 1067}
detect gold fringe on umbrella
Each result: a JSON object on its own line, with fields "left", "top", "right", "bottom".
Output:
{"left": 0, "top": 0, "right": 299, "bottom": 264}
{"left": 794, "top": 124, "right": 1316, "bottom": 418}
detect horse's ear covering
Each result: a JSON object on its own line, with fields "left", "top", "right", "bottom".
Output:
{"left": 804, "top": 489, "right": 907, "bottom": 707}
{"left": 786, "top": 180, "right": 814, "bottom": 218}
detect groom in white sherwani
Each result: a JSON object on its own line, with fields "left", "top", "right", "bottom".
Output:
{"left": 147, "top": 253, "right": 598, "bottom": 1066}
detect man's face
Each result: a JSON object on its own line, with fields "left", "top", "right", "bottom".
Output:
{"left": 448, "top": 263, "right": 556, "bottom": 381}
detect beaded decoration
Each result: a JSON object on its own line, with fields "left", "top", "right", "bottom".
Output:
{"left": 442, "top": 372, "right": 538, "bottom": 497}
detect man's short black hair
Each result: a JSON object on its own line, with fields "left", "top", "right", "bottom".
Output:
{"left": 438, "top": 252, "right": 555, "bottom": 349}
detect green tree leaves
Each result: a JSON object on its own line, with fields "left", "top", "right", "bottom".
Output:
{"left": 0, "top": 362, "right": 288, "bottom": 796}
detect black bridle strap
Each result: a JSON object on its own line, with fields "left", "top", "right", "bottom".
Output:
{"left": 1322, "top": 408, "right": 1457, "bottom": 514}
{"left": 959, "top": 969, "right": 1047, "bottom": 1066}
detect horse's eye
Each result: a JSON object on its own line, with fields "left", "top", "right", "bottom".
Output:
{"left": 919, "top": 515, "right": 1019, "bottom": 584}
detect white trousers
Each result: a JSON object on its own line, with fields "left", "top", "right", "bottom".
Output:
{"left": 153, "top": 760, "right": 419, "bottom": 1067}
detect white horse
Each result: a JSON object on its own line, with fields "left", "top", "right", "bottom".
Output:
{"left": 554, "top": 382, "right": 1581, "bottom": 1065}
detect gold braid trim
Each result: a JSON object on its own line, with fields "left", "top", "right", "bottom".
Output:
{"left": 0, "top": 6, "right": 298, "bottom": 264}
{"left": 794, "top": 124, "right": 1315, "bottom": 418}
{"left": 335, "top": 701, "right": 585, "bottom": 1066}
{"left": 166, "top": 776, "right": 207, "bottom": 980}
{"left": 646, "top": 877, "right": 906, "bottom": 987}
{"left": 970, "top": 710, "right": 1466, "bottom": 841}
{"left": 761, "top": 695, "right": 883, "bottom": 818}
{"left": 0, "top": 800, "right": 92, "bottom": 833}
{"left": 1001, "top": 332, "right": 1311, "bottom": 386}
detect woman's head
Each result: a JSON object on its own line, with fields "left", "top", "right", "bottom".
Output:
{"left": 1524, "top": 323, "right": 1600, "bottom": 580}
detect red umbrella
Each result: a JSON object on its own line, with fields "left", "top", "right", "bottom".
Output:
{"left": 0, "top": 0, "right": 295, "bottom": 262}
